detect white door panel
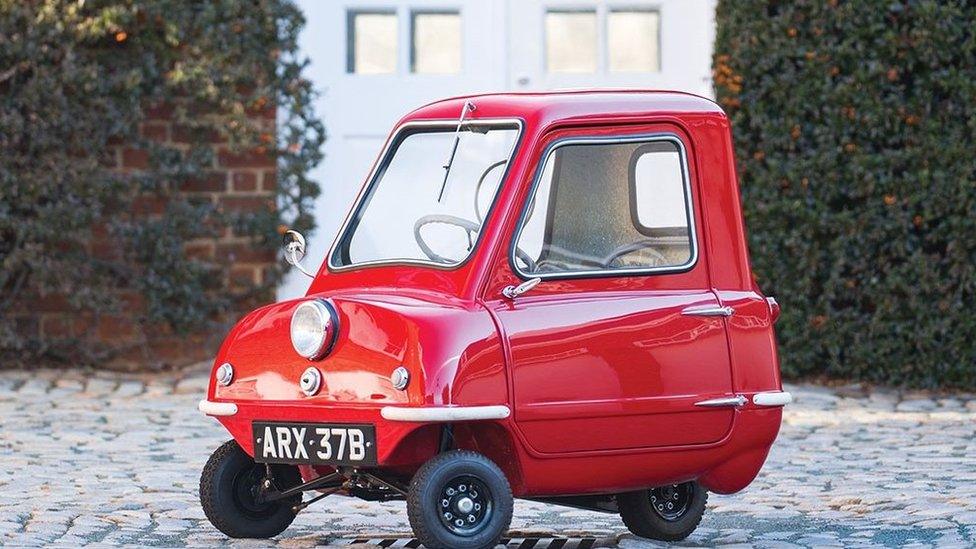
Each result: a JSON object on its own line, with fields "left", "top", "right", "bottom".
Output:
{"left": 281, "top": 0, "right": 716, "bottom": 299}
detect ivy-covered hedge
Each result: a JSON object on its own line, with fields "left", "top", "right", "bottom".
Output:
{"left": 714, "top": 0, "right": 976, "bottom": 388}
{"left": 0, "top": 1, "right": 324, "bottom": 366}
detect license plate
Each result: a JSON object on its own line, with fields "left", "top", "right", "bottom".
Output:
{"left": 252, "top": 422, "right": 377, "bottom": 466}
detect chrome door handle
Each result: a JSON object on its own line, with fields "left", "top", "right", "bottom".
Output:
{"left": 681, "top": 305, "right": 734, "bottom": 317}
{"left": 695, "top": 395, "right": 747, "bottom": 407}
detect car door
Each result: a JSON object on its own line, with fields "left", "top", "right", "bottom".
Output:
{"left": 488, "top": 125, "right": 736, "bottom": 454}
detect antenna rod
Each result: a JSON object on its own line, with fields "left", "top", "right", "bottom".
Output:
{"left": 437, "top": 101, "right": 476, "bottom": 202}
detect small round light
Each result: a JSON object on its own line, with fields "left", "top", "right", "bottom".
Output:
{"left": 290, "top": 299, "right": 338, "bottom": 360}
{"left": 391, "top": 366, "right": 410, "bottom": 391}
{"left": 215, "top": 362, "right": 234, "bottom": 386}
{"left": 299, "top": 367, "right": 322, "bottom": 396}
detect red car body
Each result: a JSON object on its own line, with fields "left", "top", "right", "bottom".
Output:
{"left": 200, "top": 90, "right": 787, "bottom": 502}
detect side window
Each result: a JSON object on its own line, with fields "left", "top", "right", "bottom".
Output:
{"left": 513, "top": 137, "right": 695, "bottom": 277}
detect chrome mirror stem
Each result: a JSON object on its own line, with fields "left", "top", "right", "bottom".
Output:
{"left": 283, "top": 229, "right": 314, "bottom": 279}
{"left": 287, "top": 247, "right": 315, "bottom": 278}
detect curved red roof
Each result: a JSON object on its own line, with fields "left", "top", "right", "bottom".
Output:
{"left": 403, "top": 89, "right": 725, "bottom": 126}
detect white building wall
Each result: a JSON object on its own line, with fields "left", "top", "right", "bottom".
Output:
{"left": 281, "top": 0, "right": 716, "bottom": 299}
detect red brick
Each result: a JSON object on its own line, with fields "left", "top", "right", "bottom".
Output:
{"left": 90, "top": 239, "right": 121, "bottom": 260}
{"left": 231, "top": 172, "right": 257, "bottom": 192}
{"left": 40, "top": 315, "right": 72, "bottom": 338}
{"left": 73, "top": 314, "right": 94, "bottom": 337}
{"left": 216, "top": 242, "right": 275, "bottom": 263}
{"left": 172, "top": 124, "right": 223, "bottom": 144}
{"left": 118, "top": 291, "right": 145, "bottom": 310}
{"left": 261, "top": 170, "right": 276, "bottom": 191}
{"left": 220, "top": 195, "right": 274, "bottom": 214}
{"left": 230, "top": 266, "right": 258, "bottom": 288}
{"left": 140, "top": 123, "right": 169, "bottom": 141}
{"left": 131, "top": 196, "right": 167, "bottom": 215}
{"left": 144, "top": 102, "right": 174, "bottom": 120}
{"left": 95, "top": 315, "right": 137, "bottom": 340}
{"left": 35, "top": 294, "right": 71, "bottom": 313}
{"left": 148, "top": 337, "right": 186, "bottom": 362}
{"left": 184, "top": 241, "right": 215, "bottom": 260}
{"left": 217, "top": 148, "right": 275, "bottom": 168}
{"left": 91, "top": 222, "right": 111, "bottom": 239}
{"left": 121, "top": 148, "right": 149, "bottom": 169}
{"left": 179, "top": 171, "right": 227, "bottom": 192}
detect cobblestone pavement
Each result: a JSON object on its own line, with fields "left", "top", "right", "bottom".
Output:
{"left": 0, "top": 368, "right": 974, "bottom": 548}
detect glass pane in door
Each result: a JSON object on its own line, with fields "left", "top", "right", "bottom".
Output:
{"left": 348, "top": 11, "right": 398, "bottom": 74}
{"left": 412, "top": 12, "right": 462, "bottom": 74}
{"left": 608, "top": 10, "right": 660, "bottom": 72}
{"left": 545, "top": 10, "right": 597, "bottom": 73}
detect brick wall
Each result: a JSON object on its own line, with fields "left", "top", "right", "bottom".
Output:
{"left": 34, "top": 104, "right": 278, "bottom": 370}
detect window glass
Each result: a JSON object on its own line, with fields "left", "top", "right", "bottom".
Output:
{"left": 633, "top": 142, "right": 687, "bottom": 229}
{"left": 335, "top": 125, "right": 520, "bottom": 267}
{"left": 412, "top": 12, "right": 462, "bottom": 74}
{"left": 348, "top": 12, "right": 398, "bottom": 74}
{"left": 513, "top": 139, "right": 693, "bottom": 276}
{"left": 545, "top": 11, "right": 597, "bottom": 73}
{"left": 608, "top": 10, "right": 660, "bottom": 72}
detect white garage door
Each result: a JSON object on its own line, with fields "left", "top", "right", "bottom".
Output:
{"left": 281, "top": 0, "right": 715, "bottom": 299}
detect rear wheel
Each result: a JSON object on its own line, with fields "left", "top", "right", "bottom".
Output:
{"left": 407, "top": 450, "right": 513, "bottom": 549}
{"left": 199, "top": 440, "right": 302, "bottom": 538}
{"left": 617, "top": 481, "right": 707, "bottom": 541}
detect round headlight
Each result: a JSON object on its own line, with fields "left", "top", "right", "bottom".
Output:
{"left": 290, "top": 299, "right": 338, "bottom": 360}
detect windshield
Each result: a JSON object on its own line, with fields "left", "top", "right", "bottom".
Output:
{"left": 332, "top": 123, "right": 520, "bottom": 268}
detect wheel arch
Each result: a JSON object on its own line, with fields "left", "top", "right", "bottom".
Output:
{"left": 452, "top": 421, "right": 526, "bottom": 495}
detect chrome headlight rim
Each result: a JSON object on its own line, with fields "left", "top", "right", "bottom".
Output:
{"left": 290, "top": 298, "right": 339, "bottom": 360}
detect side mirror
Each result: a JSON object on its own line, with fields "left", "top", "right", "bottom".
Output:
{"left": 282, "top": 229, "right": 314, "bottom": 278}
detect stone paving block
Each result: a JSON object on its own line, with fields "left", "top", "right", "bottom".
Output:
{"left": 0, "top": 369, "right": 974, "bottom": 547}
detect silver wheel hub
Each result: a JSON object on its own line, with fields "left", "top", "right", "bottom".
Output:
{"left": 456, "top": 497, "right": 474, "bottom": 514}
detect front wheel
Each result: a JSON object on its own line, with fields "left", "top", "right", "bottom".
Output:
{"left": 199, "top": 440, "right": 302, "bottom": 538}
{"left": 407, "top": 450, "right": 513, "bottom": 549}
{"left": 617, "top": 481, "right": 708, "bottom": 541}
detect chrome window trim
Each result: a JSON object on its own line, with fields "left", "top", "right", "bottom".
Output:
{"left": 327, "top": 118, "right": 524, "bottom": 273}
{"left": 509, "top": 133, "right": 699, "bottom": 281}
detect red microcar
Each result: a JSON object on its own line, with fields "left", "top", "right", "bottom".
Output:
{"left": 198, "top": 90, "right": 790, "bottom": 548}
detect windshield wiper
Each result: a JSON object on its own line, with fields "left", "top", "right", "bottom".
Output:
{"left": 437, "top": 101, "right": 476, "bottom": 202}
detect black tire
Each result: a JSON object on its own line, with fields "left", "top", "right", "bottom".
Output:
{"left": 407, "top": 450, "right": 513, "bottom": 549}
{"left": 199, "top": 439, "right": 303, "bottom": 538}
{"left": 617, "top": 481, "right": 707, "bottom": 541}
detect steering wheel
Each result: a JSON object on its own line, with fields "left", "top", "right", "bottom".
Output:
{"left": 415, "top": 214, "right": 537, "bottom": 270}
{"left": 602, "top": 240, "right": 669, "bottom": 269}
{"left": 414, "top": 214, "right": 480, "bottom": 264}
